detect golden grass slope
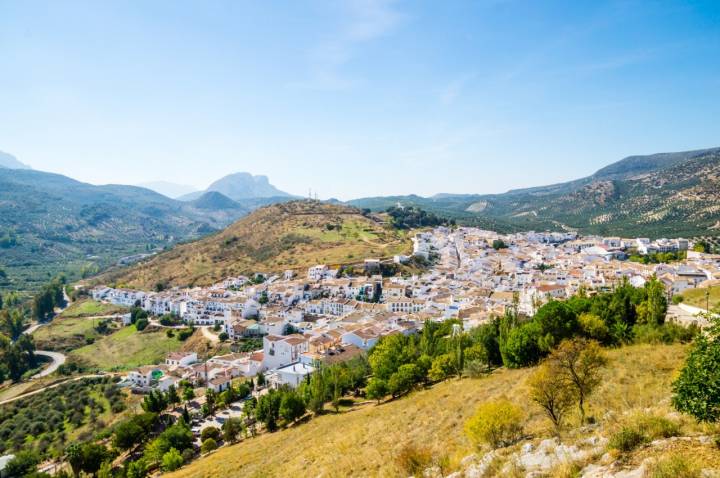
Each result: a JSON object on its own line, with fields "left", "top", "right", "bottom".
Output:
{"left": 100, "top": 201, "right": 411, "bottom": 289}
{"left": 165, "top": 343, "right": 718, "bottom": 478}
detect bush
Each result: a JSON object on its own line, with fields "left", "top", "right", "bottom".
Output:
{"left": 608, "top": 427, "right": 647, "bottom": 452}
{"left": 135, "top": 318, "right": 149, "bottom": 331}
{"left": 200, "top": 426, "right": 221, "bottom": 442}
{"left": 161, "top": 448, "right": 184, "bottom": 472}
{"left": 465, "top": 400, "right": 524, "bottom": 448}
{"left": 200, "top": 438, "right": 217, "bottom": 454}
{"left": 394, "top": 443, "right": 434, "bottom": 476}
{"left": 218, "top": 332, "right": 229, "bottom": 341}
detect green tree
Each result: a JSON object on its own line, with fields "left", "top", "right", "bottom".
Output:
{"left": 388, "top": 363, "right": 420, "bottom": 397}
{"left": 222, "top": 417, "right": 244, "bottom": 443}
{"left": 161, "top": 448, "right": 184, "bottom": 472}
{"left": 465, "top": 400, "right": 524, "bottom": 448}
{"left": 279, "top": 390, "right": 306, "bottom": 423}
{"left": 4, "top": 450, "right": 39, "bottom": 477}
{"left": 365, "top": 377, "right": 388, "bottom": 403}
{"left": 672, "top": 317, "right": 720, "bottom": 422}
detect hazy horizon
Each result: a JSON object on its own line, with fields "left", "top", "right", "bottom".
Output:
{"left": 2, "top": 0, "right": 719, "bottom": 200}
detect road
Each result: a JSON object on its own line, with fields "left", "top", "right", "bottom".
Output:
{"left": 32, "top": 351, "right": 66, "bottom": 379}
{"left": 200, "top": 326, "right": 220, "bottom": 343}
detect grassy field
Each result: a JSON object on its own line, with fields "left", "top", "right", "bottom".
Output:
{"left": 679, "top": 286, "right": 720, "bottom": 310}
{"left": 99, "top": 202, "right": 412, "bottom": 290}
{"left": 69, "top": 325, "right": 184, "bottom": 371}
{"left": 60, "top": 299, "right": 129, "bottom": 318}
{"left": 33, "top": 315, "right": 110, "bottom": 352}
{"left": 167, "top": 343, "right": 713, "bottom": 478}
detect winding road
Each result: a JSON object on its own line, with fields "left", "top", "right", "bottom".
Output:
{"left": 31, "top": 351, "right": 66, "bottom": 379}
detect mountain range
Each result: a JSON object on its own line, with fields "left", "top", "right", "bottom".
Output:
{"left": 3, "top": 146, "right": 720, "bottom": 290}
{"left": 0, "top": 168, "right": 248, "bottom": 290}
{"left": 349, "top": 147, "right": 720, "bottom": 237}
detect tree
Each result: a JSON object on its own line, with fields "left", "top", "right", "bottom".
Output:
{"left": 388, "top": 363, "right": 420, "bottom": 397}
{"left": 501, "top": 322, "right": 542, "bottom": 368}
{"left": 548, "top": 338, "right": 606, "bottom": 424}
{"left": 279, "top": 391, "right": 306, "bottom": 423}
{"left": 126, "top": 459, "right": 148, "bottom": 478}
{"left": 66, "top": 442, "right": 84, "bottom": 477}
{"left": 182, "top": 386, "right": 195, "bottom": 402}
{"left": 80, "top": 443, "right": 110, "bottom": 475}
{"left": 167, "top": 385, "right": 180, "bottom": 407}
{"left": 161, "top": 448, "right": 184, "bottom": 472}
{"left": 533, "top": 301, "right": 578, "bottom": 352}
{"left": 365, "top": 378, "right": 388, "bottom": 403}
{"left": 528, "top": 362, "right": 575, "bottom": 434}
{"left": 4, "top": 450, "right": 39, "bottom": 477}
{"left": 465, "top": 400, "right": 524, "bottom": 449}
{"left": 135, "top": 317, "right": 149, "bottom": 331}
{"left": 222, "top": 417, "right": 244, "bottom": 443}
{"left": 428, "top": 354, "right": 456, "bottom": 382}
{"left": 672, "top": 317, "right": 720, "bottom": 422}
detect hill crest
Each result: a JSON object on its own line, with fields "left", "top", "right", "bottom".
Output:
{"left": 100, "top": 200, "right": 411, "bottom": 289}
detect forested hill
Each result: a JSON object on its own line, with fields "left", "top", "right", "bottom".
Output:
{"left": 0, "top": 168, "right": 248, "bottom": 291}
{"left": 349, "top": 147, "right": 720, "bottom": 238}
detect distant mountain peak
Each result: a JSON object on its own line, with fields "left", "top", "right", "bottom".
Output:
{"left": 0, "top": 151, "right": 31, "bottom": 170}
{"left": 204, "top": 172, "right": 292, "bottom": 201}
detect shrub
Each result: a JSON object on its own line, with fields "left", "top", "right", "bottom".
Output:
{"left": 161, "top": 448, "right": 184, "bottom": 472}
{"left": 465, "top": 400, "right": 524, "bottom": 448}
{"left": 647, "top": 453, "right": 701, "bottom": 478}
{"left": 218, "top": 332, "right": 229, "bottom": 341}
{"left": 394, "top": 443, "right": 434, "bottom": 476}
{"left": 200, "top": 437, "right": 217, "bottom": 454}
{"left": 135, "top": 318, "right": 149, "bottom": 331}
{"left": 200, "top": 426, "right": 221, "bottom": 442}
{"left": 608, "top": 427, "right": 647, "bottom": 452}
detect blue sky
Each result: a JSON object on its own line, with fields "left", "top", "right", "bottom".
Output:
{"left": 1, "top": 0, "right": 719, "bottom": 200}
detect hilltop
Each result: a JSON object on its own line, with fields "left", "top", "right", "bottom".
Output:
{"left": 350, "top": 147, "right": 720, "bottom": 238}
{"left": 166, "top": 343, "right": 719, "bottom": 478}
{"left": 100, "top": 201, "right": 411, "bottom": 289}
{"left": 0, "top": 167, "right": 248, "bottom": 291}
{"left": 179, "top": 172, "right": 293, "bottom": 201}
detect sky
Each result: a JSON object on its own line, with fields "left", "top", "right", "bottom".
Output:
{"left": 1, "top": 0, "right": 719, "bottom": 200}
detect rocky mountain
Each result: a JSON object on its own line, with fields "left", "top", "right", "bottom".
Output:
{"left": 136, "top": 180, "right": 199, "bottom": 199}
{"left": 179, "top": 172, "right": 293, "bottom": 202}
{"left": 0, "top": 150, "right": 31, "bottom": 169}
{"left": 0, "top": 168, "right": 249, "bottom": 290}
{"left": 349, "top": 147, "right": 720, "bottom": 238}
{"left": 99, "top": 200, "right": 410, "bottom": 289}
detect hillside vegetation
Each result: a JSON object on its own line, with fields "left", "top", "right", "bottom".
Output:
{"left": 100, "top": 201, "right": 411, "bottom": 289}
{"left": 0, "top": 168, "right": 248, "bottom": 291}
{"left": 350, "top": 148, "right": 720, "bottom": 238}
{"left": 166, "top": 343, "right": 719, "bottom": 478}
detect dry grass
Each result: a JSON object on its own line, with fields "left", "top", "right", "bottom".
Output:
{"left": 166, "top": 344, "right": 696, "bottom": 478}
{"left": 100, "top": 201, "right": 411, "bottom": 289}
